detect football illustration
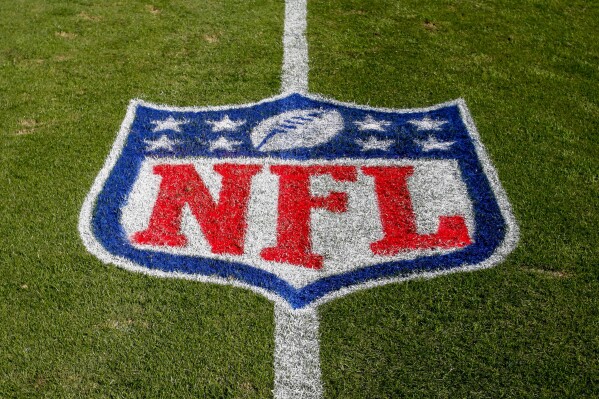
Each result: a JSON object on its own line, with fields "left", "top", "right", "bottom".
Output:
{"left": 250, "top": 108, "right": 343, "bottom": 151}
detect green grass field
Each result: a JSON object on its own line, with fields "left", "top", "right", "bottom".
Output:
{"left": 1, "top": 0, "right": 598, "bottom": 397}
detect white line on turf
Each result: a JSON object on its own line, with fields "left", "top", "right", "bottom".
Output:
{"left": 274, "top": 304, "right": 323, "bottom": 399}
{"left": 275, "top": 1, "right": 322, "bottom": 397}
{"left": 281, "top": 0, "right": 309, "bottom": 93}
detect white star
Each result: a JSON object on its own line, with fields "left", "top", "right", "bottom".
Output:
{"left": 208, "top": 137, "right": 242, "bottom": 152}
{"left": 354, "top": 115, "right": 392, "bottom": 131}
{"left": 355, "top": 136, "right": 395, "bottom": 151}
{"left": 408, "top": 116, "right": 447, "bottom": 131}
{"left": 206, "top": 115, "right": 246, "bottom": 132}
{"left": 144, "top": 135, "right": 180, "bottom": 151}
{"left": 416, "top": 135, "right": 455, "bottom": 151}
{"left": 151, "top": 116, "right": 188, "bottom": 132}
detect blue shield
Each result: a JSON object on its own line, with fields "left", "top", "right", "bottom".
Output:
{"left": 80, "top": 93, "right": 518, "bottom": 309}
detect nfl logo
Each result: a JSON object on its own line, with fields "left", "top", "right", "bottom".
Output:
{"left": 80, "top": 93, "right": 518, "bottom": 309}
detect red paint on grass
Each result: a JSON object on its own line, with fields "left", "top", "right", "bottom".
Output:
{"left": 132, "top": 163, "right": 261, "bottom": 255}
{"left": 261, "top": 165, "right": 357, "bottom": 270}
{"left": 363, "top": 166, "right": 471, "bottom": 255}
{"left": 133, "top": 163, "right": 471, "bottom": 269}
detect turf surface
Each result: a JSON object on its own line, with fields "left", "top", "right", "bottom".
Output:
{"left": 1, "top": 0, "right": 598, "bottom": 397}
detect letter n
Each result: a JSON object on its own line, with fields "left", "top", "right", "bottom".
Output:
{"left": 132, "top": 163, "right": 261, "bottom": 255}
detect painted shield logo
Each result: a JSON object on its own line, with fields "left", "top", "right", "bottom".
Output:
{"left": 79, "top": 93, "right": 518, "bottom": 309}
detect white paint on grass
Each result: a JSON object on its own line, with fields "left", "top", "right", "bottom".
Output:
{"left": 353, "top": 115, "right": 392, "bottom": 131}
{"left": 151, "top": 116, "right": 188, "bottom": 132}
{"left": 355, "top": 136, "right": 394, "bottom": 151}
{"left": 207, "top": 137, "right": 242, "bottom": 151}
{"left": 206, "top": 115, "right": 246, "bottom": 132}
{"left": 143, "top": 135, "right": 180, "bottom": 152}
{"left": 251, "top": 108, "right": 343, "bottom": 151}
{"left": 408, "top": 116, "right": 447, "bottom": 131}
{"left": 281, "top": 0, "right": 309, "bottom": 93}
{"left": 416, "top": 135, "right": 455, "bottom": 151}
{"left": 274, "top": 304, "right": 322, "bottom": 399}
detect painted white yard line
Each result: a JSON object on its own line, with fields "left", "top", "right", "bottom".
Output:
{"left": 281, "top": 0, "right": 309, "bottom": 93}
{"left": 275, "top": 2, "right": 323, "bottom": 397}
{"left": 274, "top": 304, "right": 323, "bottom": 399}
